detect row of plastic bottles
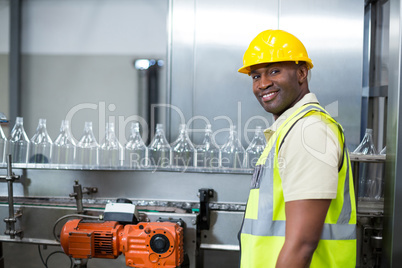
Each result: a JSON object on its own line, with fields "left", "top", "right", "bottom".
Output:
{"left": 0, "top": 117, "right": 267, "bottom": 170}
{"left": 353, "top": 128, "right": 386, "bottom": 201}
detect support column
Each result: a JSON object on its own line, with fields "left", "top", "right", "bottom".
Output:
{"left": 382, "top": 0, "right": 402, "bottom": 266}
{"left": 9, "top": 0, "right": 22, "bottom": 125}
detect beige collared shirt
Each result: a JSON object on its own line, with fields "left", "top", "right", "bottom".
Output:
{"left": 265, "top": 93, "right": 341, "bottom": 202}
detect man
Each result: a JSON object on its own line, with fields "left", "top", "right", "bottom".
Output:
{"left": 238, "top": 30, "right": 356, "bottom": 267}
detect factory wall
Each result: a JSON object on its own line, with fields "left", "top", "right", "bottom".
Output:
{"left": 1, "top": 0, "right": 363, "bottom": 151}
{"left": 169, "top": 0, "right": 364, "bottom": 149}
{"left": 0, "top": 0, "right": 373, "bottom": 267}
{"left": 0, "top": 1, "right": 9, "bottom": 135}
{"left": 2, "top": 0, "right": 168, "bottom": 143}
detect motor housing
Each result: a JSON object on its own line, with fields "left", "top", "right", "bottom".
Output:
{"left": 60, "top": 219, "right": 184, "bottom": 268}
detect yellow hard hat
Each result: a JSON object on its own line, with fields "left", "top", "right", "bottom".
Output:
{"left": 238, "top": 29, "right": 313, "bottom": 74}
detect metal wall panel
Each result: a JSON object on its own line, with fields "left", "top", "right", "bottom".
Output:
{"left": 18, "top": 0, "right": 169, "bottom": 142}
{"left": 0, "top": 0, "right": 9, "bottom": 54}
{"left": 170, "top": 0, "right": 278, "bottom": 146}
{"left": 0, "top": 1, "right": 10, "bottom": 136}
{"left": 279, "top": 0, "right": 364, "bottom": 150}
{"left": 169, "top": 0, "right": 363, "bottom": 149}
{"left": 382, "top": 0, "right": 402, "bottom": 266}
{"left": 168, "top": 0, "right": 196, "bottom": 142}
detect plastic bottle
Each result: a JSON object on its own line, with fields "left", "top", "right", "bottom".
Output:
{"left": 52, "top": 120, "right": 76, "bottom": 167}
{"left": 220, "top": 126, "right": 245, "bottom": 169}
{"left": 0, "top": 112, "right": 7, "bottom": 123}
{"left": 353, "top": 128, "right": 377, "bottom": 155}
{"left": 171, "top": 124, "right": 195, "bottom": 169}
{"left": 125, "top": 122, "right": 148, "bottom": 169}
{"left": 245, "top": 126, "right": 266, "bottom": 168}
{"left": 195, "top": 124, "right": 220, "bottom": 169}
{"left": 76, "top": 122, "right": 99, "bottom": 168}
{"left": 29, "top": 118, "right": 53, "bottom": 164}
{"left": 8, "top": 117, "right": 30, "bottom": 164}
{"left": 0, "top": 124, "right": 7, "bottom": 164}
{"left": 148, "top": 124, "right": 171, "bottom": 168}
{"left": 99, "top": 122, "right": 123, "bottom": 168}
{"left": 353, "top": 128, "right": 378, "bottom": 200}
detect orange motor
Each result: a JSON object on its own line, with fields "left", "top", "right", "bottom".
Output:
{"left": 60, "top": 219, "right": 123, "bottom": 259}
{"left": 60, "top": 219, "right": 184, "bottom": 268}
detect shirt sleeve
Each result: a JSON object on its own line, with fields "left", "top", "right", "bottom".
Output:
{"left": 278, "top": 114, "right": 342, "bottom": 202}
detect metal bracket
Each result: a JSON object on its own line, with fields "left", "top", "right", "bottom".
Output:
{"left": 198, "top": 189, "right": 214, "bottom": 230}
{"left": 156, "top": 217, "right": 185, "bottom": 228}
{"left": 4, "top": 208, "right": 23, "bottom": 238}
{"left": 69, "top": 180, "right": 98, "bottom": 214}
{"left": 1, "top": 155, "right": 23, "bottom": 239}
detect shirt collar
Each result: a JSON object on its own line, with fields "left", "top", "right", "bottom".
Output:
{"left": 264, "top": 93, "right": 320, "bottom": 141}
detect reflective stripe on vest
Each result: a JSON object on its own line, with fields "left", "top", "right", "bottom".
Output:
{"left": 241, "top": 142, "right": 355, "bottom": 240}
{"left": 240, "top": 103, "right": 356, "bottom": 267}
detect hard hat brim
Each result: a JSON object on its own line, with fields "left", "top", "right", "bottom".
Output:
{"left": 238, "top": 59, "right": 314, "bottom": 75}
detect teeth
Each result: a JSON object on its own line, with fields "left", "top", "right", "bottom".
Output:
{"left": 263, "top": 92, "right": 275, "bottom": 98}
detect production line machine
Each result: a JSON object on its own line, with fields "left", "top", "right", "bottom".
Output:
{"left": 0, "top": 155, "right": 248, "bottom": 268}
{"left": 0, "top": 153, "right": 386, "bottom": 268}
{"left": 59, "top": 204, "right": 185, "bottom": 268}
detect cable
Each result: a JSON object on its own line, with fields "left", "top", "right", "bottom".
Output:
{"left": 38, "top": 244, "right": 46, "bottom": 266}
{"left": 45, "top": 251, "right": 73, "bottom": 268}
{"left": 38, "top": 245, "right": 73, "bottom": 268}
{"left": 36, "top": 214, "right": 100, "bottom": 268}
{"left": 53, "top": 214, "right": 100, "bottom": 242}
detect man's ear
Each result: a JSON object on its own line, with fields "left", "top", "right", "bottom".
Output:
{"left": 297, "top": 63, "right": 309, "bottom": 84}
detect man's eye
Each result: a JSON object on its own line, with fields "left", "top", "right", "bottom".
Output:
{"left": 270, "top": 69, "right": 279, "bottom": 75}
{"left": 252, "top": 74, "right": 260, "bottom": 80}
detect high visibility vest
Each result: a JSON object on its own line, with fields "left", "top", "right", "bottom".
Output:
{"left": 240, "top": 103, "right": 356, "bottom": 268}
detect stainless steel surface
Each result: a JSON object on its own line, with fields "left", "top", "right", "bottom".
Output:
{"left": 200, "top": 211, "right": 243, "bottom": 249}
{"left": 168, "top": 0, "right": 363, "bottom": 149}
{"left": 362, "top": 0, "right": 389, "bottom": 152}
{"left": 279, "top": 0, "right": 364, "bottom": 150}
{"left": 0, "top": 166, "right": 250, "bottom": 267}
{"left": 169, "top": 0, "right": 278, "bottom": 146}
{"left": 168, "top": 0, "right": 195, "bottom": 142}
{"left": 16, "top": 0, "right": 169, "bottom": 140}
{"left": 1, "top": 155, "right": 23, "bottom": 239}
{"left": 0, "top": 236, "right": 59, "bottom": 246}
{"left": 134, "top": 59, "right": 165, "bottom": 143}
{"left": 9, "top": 0, "right": 21, "bottom": 126}
{"left": 350, "top": 153, "right": 386, "bottom": 162}
{"left": 0, "top": 168, "right": 250, "bottom": 204}
{"left": 68, "top": 180, "right": 97, "bottom": 214}
{"left": 383, "top": 0, "right": 402, "bottom": 266}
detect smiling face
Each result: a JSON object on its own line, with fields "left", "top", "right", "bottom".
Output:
{"left": 250, "top": 61, "right": 309, "bottom": 120}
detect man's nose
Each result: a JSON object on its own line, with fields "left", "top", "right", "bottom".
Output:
{"left": 259, "top": 75, "right": 272, "bottom": 90}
